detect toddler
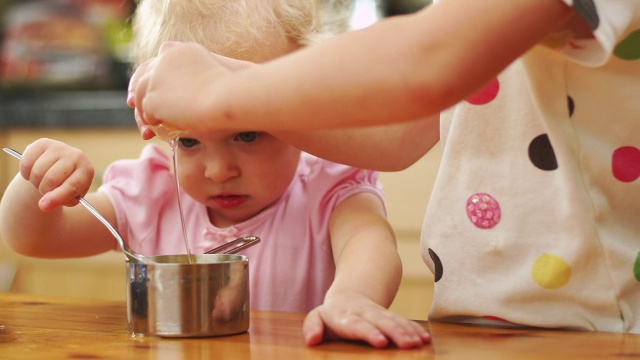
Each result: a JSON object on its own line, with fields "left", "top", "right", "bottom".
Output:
{"left": 0, "top": 0, "right": 430, "bottom": 348}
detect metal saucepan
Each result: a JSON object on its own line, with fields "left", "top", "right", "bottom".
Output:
{"left": 127, "top": 253, "right": 250, "bottom": 337}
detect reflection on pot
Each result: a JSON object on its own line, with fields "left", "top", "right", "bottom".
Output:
{"left": 127, "top": 254, "right": 250, "bottom": 338}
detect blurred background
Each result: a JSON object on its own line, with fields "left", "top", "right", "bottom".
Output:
{"left": 0, "top": 0, "right": 133, "bottom": 92}
{"left": 0, "top": 0, "right": 433, "bottom": 127}
{"left": 0, "top": 0, "right": 436, "bottom": 320}
{"left": 0, "top": 0, "right": 430, "bottom": 94}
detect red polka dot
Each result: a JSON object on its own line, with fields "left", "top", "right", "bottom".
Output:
{"left": 569, "top": 41, "right": 585, "bottom": 50}
{"left": 466, "top": 78, "right": 500, "bottom": 105}
{"left": 612, "top": 146, "right": 640, "bottom": 183}
{"left": 466, "top": 193, "right": 501, "bottom": 229}
{"left": 483, "top": 315, "right": 510, "bottom": 323}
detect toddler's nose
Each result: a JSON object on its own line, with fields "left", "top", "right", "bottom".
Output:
{"left": 204, "top": 155, "right": 240, "bottom": 183}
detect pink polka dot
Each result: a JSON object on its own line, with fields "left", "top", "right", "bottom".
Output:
{"left": 612, "top": 146, "right": 640, "bottom": 183}
{"left": 466, "top": 193, "right": 501, "bottom": 229}
{"left": 466, "top": 78, "right": 500, "bottom": 105}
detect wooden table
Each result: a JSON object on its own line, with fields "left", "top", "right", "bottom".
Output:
{"left": 2, "top": 293, "right": 640, "bottom": 359}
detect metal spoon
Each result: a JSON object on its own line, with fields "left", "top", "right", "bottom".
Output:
{"left": 2, "top": 147, "right": 152, "bottom": 264}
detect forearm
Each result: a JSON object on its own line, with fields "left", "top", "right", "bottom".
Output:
{"left": 0, "top": 175, "right": 66, "bottom": 256}
{"left": 326, "top": 225, "right": 402, "bottom": 308}
{"left": 274, "top": 115, "right": 440, "bottom": 171}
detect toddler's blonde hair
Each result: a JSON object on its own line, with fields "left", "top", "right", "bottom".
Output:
{"left": 132, "top": 0, "right": 353, "bottom": 66}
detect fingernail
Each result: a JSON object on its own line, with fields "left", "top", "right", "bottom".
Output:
{"left": 39, "top": 198, "right": 51, "bottom": 211}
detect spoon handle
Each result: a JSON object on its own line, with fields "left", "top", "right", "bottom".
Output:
{"left": 2, "top": 147, "right": 149, "bottom": 264}
{"left": 2, "top": 147, "right": 23, "bottom": 162}
{"left": 75, "top": 197, "right": 147, "bottom": 262}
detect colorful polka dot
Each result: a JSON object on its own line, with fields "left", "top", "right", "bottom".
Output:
{"left": 466, "top": 193, "right": 501, "bottom": 229}
{"left": 482, "top": 315, "right": 510, "bottom": 323}
{"left": 428, "top": 248, "right": 443, "bottom": 282}
{"left": 466, "top": 78, "right": 500, "bottom": 105}
{"left": 634, "top": 252, "right": 640, "bottom": 282}
{"left": 528, "top": 134, "right": 558, "bottom": 171}
{"left": 614, "top": 30, "right": 640, "bottom": 61}
{"left": 532, "top": 254, "right": 572, "bottom": 289}
{"left": 612, "top": 146, "right": 640, "bottom": 183}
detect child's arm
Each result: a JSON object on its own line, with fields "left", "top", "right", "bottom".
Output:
{"left": 302, "top": 192, "right": 430, "bottom": 348}
{"left": 0, "top": 138, "right": 119, "bottom": 258}
{"left": 274, "top": 115, "right": 440, "bottom": 171}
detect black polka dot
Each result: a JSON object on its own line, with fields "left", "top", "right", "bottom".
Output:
{"left": 567, "top": 96, "right": 575, "bottom": 117}
{"left": 528, "top": 134, "right": 558, "bottom": 171}
{"left": 428, "top": 248, "right": 443, "bottom": 282}
{"left": 573, "top": 0, "right": 599, "bottom": 30}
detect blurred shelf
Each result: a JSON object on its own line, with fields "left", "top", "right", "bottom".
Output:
{"left": 0, "top": 90, "right": 135, "bottom": 129}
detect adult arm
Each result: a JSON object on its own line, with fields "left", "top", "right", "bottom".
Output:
{"left": 131, "top": 0, "right": 574, "bottom": 134}
{"left": 274, "top": 115, "right": 439, "bottom": 171}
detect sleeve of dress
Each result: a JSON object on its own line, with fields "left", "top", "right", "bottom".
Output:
{"left": 301, "top": 153, "right": 388, "bottom": 218}
{"left": 97, "top": 144, "right": 176, "bottom": 252}
{"left": 559, "top": 0, "right": 640, "bottom": 66}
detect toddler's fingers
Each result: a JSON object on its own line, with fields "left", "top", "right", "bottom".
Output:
{"left": 26, "top": 154, "right": 61, "bottom": 191}
{"left": 302, "top": 310, "right": 326, "bottom": 346}
{"left": 411, "top": 320, "right": 432, "bottom": 343}
{"left": 35, "top": 158, "right": 77, "bottom": 194}
{"left": 322, "top": 312, "right": 389, "bottom": 348}
{"left": 19, "top": 143, "right": 49, "bottom": 183}
{"left": 362, "top": 311, "right": 428, "bottom": 348}
{"left": 38, "top": 171, "right": 89, "bottom": 212}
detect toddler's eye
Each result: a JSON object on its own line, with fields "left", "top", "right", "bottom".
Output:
{"left": 235, "top": 132, "right": 260, "bottom": 143}
{"left": 178, "top": 138, "right": 200, "bottom": 148}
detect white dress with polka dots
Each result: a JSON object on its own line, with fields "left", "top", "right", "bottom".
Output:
{"left": 422, "top": 0, "right": 640, "bottom": 333}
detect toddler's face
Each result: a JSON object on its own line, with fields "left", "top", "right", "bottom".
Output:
{"left": 174, "top": 130, "right": 300, "bottom": 227}
{"left": 165, "top": 29, "right": 304, "bottom": 228}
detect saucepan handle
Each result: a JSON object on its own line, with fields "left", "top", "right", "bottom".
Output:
{"left": 204, "top": 236, "right": 260, "bottom": 255}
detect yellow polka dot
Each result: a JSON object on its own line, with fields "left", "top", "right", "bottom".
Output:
{"left": 532, "top": 254, "right": 572, "bottom": 289}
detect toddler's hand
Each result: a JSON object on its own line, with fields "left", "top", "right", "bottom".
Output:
{"left": 19, "top": 138, "right": 94, "bottom": 212}
{"left": 302, "top": 292, "right": 431, "bottom": 349}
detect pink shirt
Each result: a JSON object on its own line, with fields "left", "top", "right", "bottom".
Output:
{"left": 98, "top": 144, "right": 385, "bottom": 312}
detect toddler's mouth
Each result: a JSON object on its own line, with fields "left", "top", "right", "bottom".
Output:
{"left": 212, "top": 194, "right": 247, "bottom": 209}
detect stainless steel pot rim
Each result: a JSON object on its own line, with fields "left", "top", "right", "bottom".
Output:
{"left": 128, "top": 253, "right": 248, "bottom": 265}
